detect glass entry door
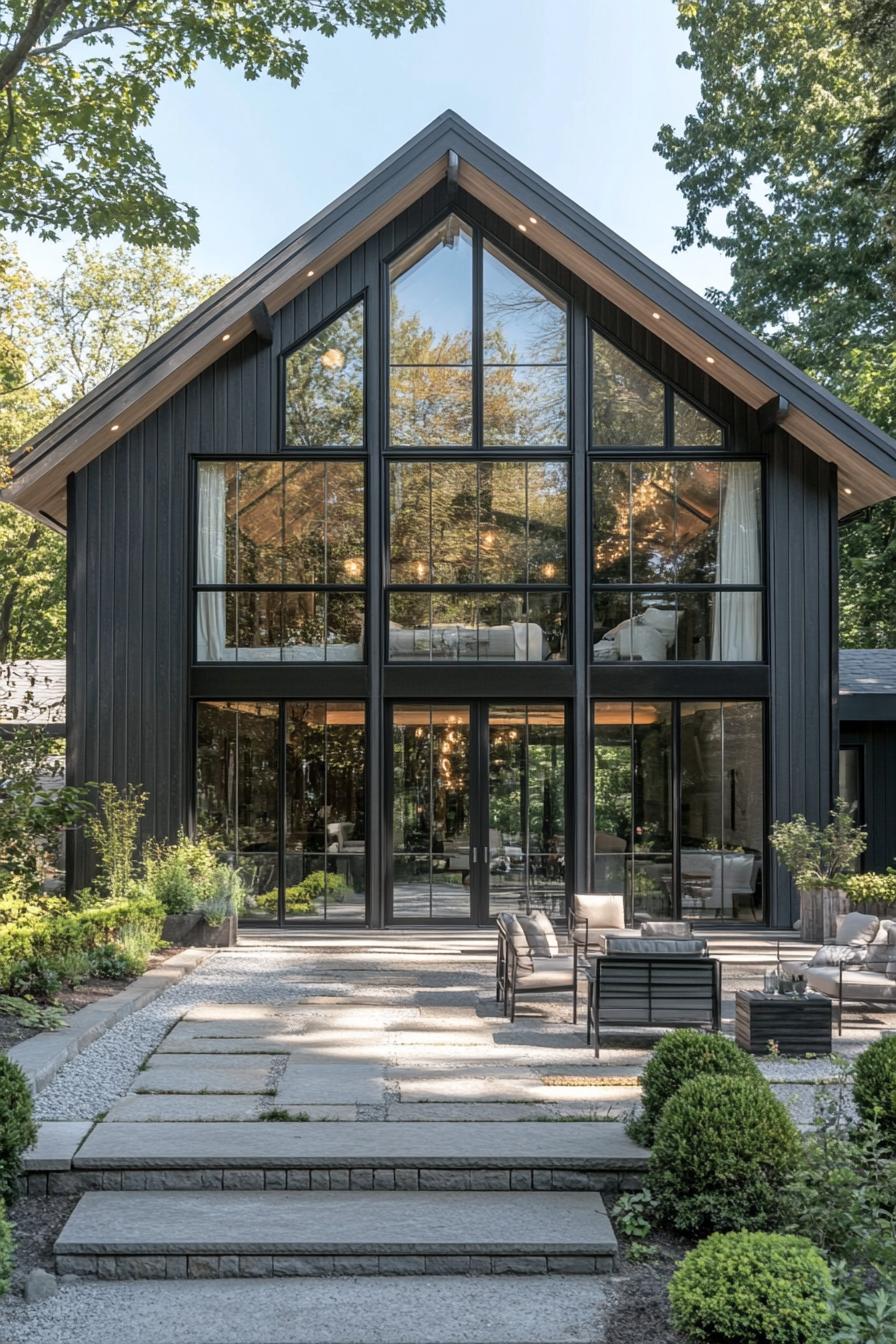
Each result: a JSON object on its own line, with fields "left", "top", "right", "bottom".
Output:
{"left": 388, "top": 702, "right": 568, "bottom": 924}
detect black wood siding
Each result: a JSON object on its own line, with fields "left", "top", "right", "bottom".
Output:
{"left": 842, "top": 721, "right": 896, "bottom": 871}
{"left": 65, "top": 182, "right": 838, "bottom": 922}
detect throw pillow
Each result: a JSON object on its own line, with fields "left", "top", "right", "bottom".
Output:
{"left": 835, "top": 912, "right": 880, "bottom": 946}
{"left": 517, "top": 911, "right": 560, "bottom": 957}
{"left": 866, "top": 920, "right": 896, "bottom": 972}
{"left": 809, "top": 944, "right": 868, "bottom": 968}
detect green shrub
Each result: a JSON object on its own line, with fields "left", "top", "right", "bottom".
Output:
{"left": 86, "top": 783, "right": 148, "bottom": 902}
{"left": 0, "top": 1202, "right": 12, "bottom": 1298}
{"left": 5, "top": 956, "right": 62, "bottom": 1002}
{"left": 142, "top": 831, "right": 218, "bottom": 915}
{"left": 649, "top": 1075, "right": 802, "bottom": 1235}
{"left": 627, "top": 1028, "right": 762, "bottom": 1146}
{"left": 844, "top": 867, "right": 896, "bottom": 912}
{"left": 89, "top": 944, "right": 142, "bottom": 980}
{"left": 0, "top": 1057, "right": 37, "bottom": 1204}
{"left": 853, "top": 1037, "right": 896, "bottom": 1145}
{"left": 201, "top": 865, "right": 245, "bottom": 925}
{"left": 668, "top": 1231, "right": 832, "bottom": 1344}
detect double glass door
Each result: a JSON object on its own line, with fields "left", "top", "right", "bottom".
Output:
{"left": 389, "top": 702, "right": 568, "bottom": 924}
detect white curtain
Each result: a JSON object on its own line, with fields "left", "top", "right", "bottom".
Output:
{"left": 197, "top": 463, "right": 227, "bottom": 661}
{"left": 711, "top": 462, "right": 761, "bottom": 660}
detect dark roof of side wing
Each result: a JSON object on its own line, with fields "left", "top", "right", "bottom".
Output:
{"left": 6, "top": 109, "right": 896, "bottom": 528}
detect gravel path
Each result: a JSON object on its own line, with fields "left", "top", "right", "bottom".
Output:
{"left": 33, "top": 949, "right": 356, "bottom": 1120}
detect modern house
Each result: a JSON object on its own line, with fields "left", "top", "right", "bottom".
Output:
{"left": 7, "top": 112, "right": 896, "bottom": 930}
{"left": 840, "top": 649, "right": 896, "bottom": 872}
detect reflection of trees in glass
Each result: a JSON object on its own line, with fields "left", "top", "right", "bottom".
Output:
{"left": 389, "top": 460, "right": 568, "bottom": 584}
{"left": 284, "top": 304, "right": 364, "bottom": 447}
{"left": 196, "top": 702, "right": 279, "bottom": 896}
{"left": 674, "top": 395, "right": 722, "bottom": 447}
{"left": 392, "top": 710, "right": 470, "bottom": 850}
{"left": 593, "top": 334, "right": 665, "bottom": 446}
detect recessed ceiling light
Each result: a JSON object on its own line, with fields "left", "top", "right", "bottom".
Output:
{"left": 706, "top": 355, "right": 715, "bottom": 364}
{"left": 529, "top": 216, "right": 538, "bottom": 225}
{"left": 651, "top": 312, "right": 661, "bottom": 320}
{"left": 307, "top": 270, "right": 314, "bottom": 277}
{"left": 221, "top": 333, "right": 230, "bottom": 342}
{"left": 110, "top": 424, "right": 119, "bottom": 432}
{"left": 844, "top": 487, "right": 853, "bottom": 495}
{"left": 518, "top": 224, "right": 527, "bottom": 232}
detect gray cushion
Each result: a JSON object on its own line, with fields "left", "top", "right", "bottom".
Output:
{"left": 603, "top": 936, "right": 707, "bottom": 956}
{"left": 516, "top": 955, "right": 576, "bottom": 990}
{"left": 805, "top": 965, "right": 896, "bottom": 1001}
{"left": 834, "top": 912, "right": 880, "bottom": 946}
{"left": 517, "top": 910, "right": 559, "bottom": 957}
{"left": 865, "top": 920, "right": 896, "bottom": 972}
{"left": 583, "top": 928, "right": 643, "bottom": 951}
{"left": 572, "top": 893, "right": 625, "bottom": 930}
{"left": 810, "top": 944, "right": 868, "bottom": 968}
{"left": 639, "top": 920, "right": 693, "bottom": 938}
{"left": 496, "top": 912, "right": 533, "bottom": 971}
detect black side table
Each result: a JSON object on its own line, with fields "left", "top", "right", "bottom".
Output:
{"left": 735, "top": 989, "right": 832, "bottom": 1056}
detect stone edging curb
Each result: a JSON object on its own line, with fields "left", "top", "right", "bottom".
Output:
{"left": 5, "top": 948, "right": 217, "bottom": 1094}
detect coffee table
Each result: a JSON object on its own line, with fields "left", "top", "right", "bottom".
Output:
{"left": 735, "top": 989, "right": 832, "bottom": 1056}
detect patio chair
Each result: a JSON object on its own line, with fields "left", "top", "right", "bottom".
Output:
{"left": 567, "top": 893, "right": 641, "bottom": 956}
{"left": 781, "top": 913, "right": 896, "bottom": 1034}
{"left": 505, "top": 934, "right": 578, "bottom": 1024}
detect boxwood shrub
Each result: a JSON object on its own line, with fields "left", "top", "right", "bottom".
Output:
{"left": 668, "top": 1231, "right": 832, "bottom": 1344}
{"left": 627, "top": 1028, "right": 762, "bottom": 1146}
{"left": 649, "top": 1074, "right": 802, "bottom": 1234}
{"left": 0, "top": 1202, "right": 12, "bottom": 1298}
{"left": 0, "top": 1057, "right": 37, "bottom": 1204}
{"left": 853, "top": 1036, "right": 896, "bottom": 1146}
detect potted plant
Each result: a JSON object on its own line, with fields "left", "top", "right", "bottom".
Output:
{"left": 769, "top": 799, "right": 866, "bottom": 942}
{"left": 844, "top": 868, "right": 896, "bottom": 920}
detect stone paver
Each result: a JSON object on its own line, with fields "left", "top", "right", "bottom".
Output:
{"left": 133, "top": 1066, "right": 274, "bottom": 1096}
{"left": 55, "top": 1190, "right": 616, "bottom": 1258}
{"left": 105, "top": 1096, "right": 270, "bottom": 1122}
{"left": 163, "top": 1019, "right": 298, "bottom": 1041}
{"left": 275, "top": 1061, "right": 386, "bottom": 1106}
{"left": 71, "top": 1120, "right": 646, "bottom": 1170}
{"left": 22, "top": 1121, "right": 94, "bottom": 1170}
{"left": 144, "top": 1054, "right": 278, "bottom": 1071}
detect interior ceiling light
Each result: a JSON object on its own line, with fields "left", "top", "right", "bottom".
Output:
{"left": 320, "top": 347, "right": 346, "bottom": 372}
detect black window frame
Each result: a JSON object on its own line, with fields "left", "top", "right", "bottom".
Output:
{"left": 190, "top": 454, "right": 368, "bottom": 667}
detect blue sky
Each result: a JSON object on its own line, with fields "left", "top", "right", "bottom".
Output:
{"left": 20, "top": 0, "right": 730, "bottom": 299}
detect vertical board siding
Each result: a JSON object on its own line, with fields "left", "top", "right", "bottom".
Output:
{"left": 66, "top": 184, "right": 837, "bottom": 924}
{"left": 843, "top": 722, "right": 896, "bottom": 871}
{"left": 767, "top": 434, "right": 837, "bottom": 926}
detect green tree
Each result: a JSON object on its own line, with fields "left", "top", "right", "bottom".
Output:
{"left": 656, "top": 0, "right": 896, "bottom": 646}
{"left": 0, "top": 240, "right": 224, "bottom": 657}
{"left": 0, "top": 0, "right": 444, "bottom": 247}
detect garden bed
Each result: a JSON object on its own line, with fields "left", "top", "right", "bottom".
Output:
{"left": 0, "top": 948, "right": 187, "bottom": 1054}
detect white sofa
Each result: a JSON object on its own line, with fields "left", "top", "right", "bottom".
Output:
{"left": 593, "top": 603, "right": 680, "bottom": 661}
{"left": 389, "top": 621, "right": 548, "bottom": 661}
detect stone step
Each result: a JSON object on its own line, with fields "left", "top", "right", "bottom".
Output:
{"left": 54, "top": 1189, "right": 617, "bottom": 1279}
{"left": 31, "top": 1119, "right": 646, "bottom": 1195}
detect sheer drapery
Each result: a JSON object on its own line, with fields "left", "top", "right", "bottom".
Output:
{"left": 197, "top": 463, "right": 227, "bottom": 661}
{"left": 711, "top": 462, "right": 761, "bottom": 660}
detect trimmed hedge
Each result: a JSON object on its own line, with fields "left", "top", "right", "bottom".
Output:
{"left": 668, "top": 1231, "right": 832, "bottom": 1344}
{"left": 628, "top": 1028, "right": 762, "bottom": 1146}
{"left": 0, "top": 1203, "right": 12, "bottom": 1298}
{"left": 649, "top": 1075, "right": 803, "bottom": 1235}
{"left": 0, "top": 893, "right": 165, "bottom": 997}
{"left": 0, "top": 1057, "right": 37, "bottom": 1204}
{"left": 853, "top": 1036, "right": 896, "bottom": 1146}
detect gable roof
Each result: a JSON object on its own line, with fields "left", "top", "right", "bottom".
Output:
{"left": 6, "top": 109, "right": 896, "bottom": 530}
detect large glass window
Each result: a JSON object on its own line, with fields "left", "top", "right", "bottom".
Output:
{"left": 284, "top": 302, "right": 364, "bottom": 448}
{"left": 197, "top": 700, "right": 366, "bottom": 923}
{"left": 593, "top": 700, "right": 764, "bottom": 922}
{"left": 592, "top": 459, "right": 763, "bottom": 661}
{"left": 195, "top": 459, "right": 365, "bottom": 662}
{"left": 196, "top": 701, "right": 280, "bottom": 920}
{"left": 593, "top": 333, "right": 722, "bottom": 448}
{"left": 389, "top": 215, "right": 568, "bottom": 447}
{"left": 387, "top": 459, "right": 568, "bottom": 661}
{"left": 391, "top": 704, "right": 472, "bottom": 919}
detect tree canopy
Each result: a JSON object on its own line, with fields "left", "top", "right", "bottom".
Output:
{"left": 0, "top": 241, "right": 223, "bottom": 658}
{"left": 656, "top": 0, "right": 896, "bottom": 646}
{"left": 0, "top": 0, "right": 445, "bottom": 247}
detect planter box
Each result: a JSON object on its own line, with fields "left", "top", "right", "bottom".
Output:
{"left": 799, "top": 886, "right": 848, "bottom": 944}
{"left": 162, "top": 913, "right": 237, "bottom": 948}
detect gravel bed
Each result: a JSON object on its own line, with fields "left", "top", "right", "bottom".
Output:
{"left": 32, "top": 950, "right": 355, "bottom": 1121}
